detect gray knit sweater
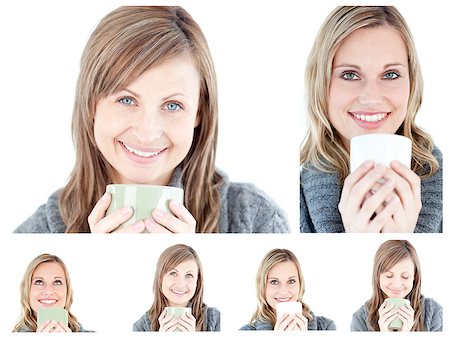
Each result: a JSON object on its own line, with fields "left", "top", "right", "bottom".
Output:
{"left": 133, "top": 306, "right": 220, "bottom": 331}
{"left": 14, "top": 168, "right": 289, "bottom": 233}
{"left": 351, "top": 297, "right": 442, "bottom": 331}
{"left": 240, "top": 311, "right": 336, "bottom": 330}
{"left": 300, "top": 147, "right": 442, "bottom": 233}
{"left": 17, "top": 322, "right": 92, "bottom": 332}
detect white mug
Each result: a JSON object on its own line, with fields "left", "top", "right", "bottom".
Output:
{"left": 350, "top": 134, "right": 411, "bottom": 172}
{"left": 276, "top": 301, "right": 302, "bottom": 319}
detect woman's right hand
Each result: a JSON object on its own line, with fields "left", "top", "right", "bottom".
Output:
{"left": 339, "top": 161, "right": 401, "bottom": 232}
{"left": 88, "top": 192, "right": 146, "bottom": 233}
{"left": 36, "top": 320, "right": 71, "bottom": 333}
{"left": 274, "top": 313, "right": 308, "bottom": 331}
{"left": 158, "top": 310, "right": 179, "bottom": 332}
{"left": 378, "top": 300, "right": 399, "bottom": 332}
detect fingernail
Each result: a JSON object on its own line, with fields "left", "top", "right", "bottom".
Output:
{"left": 133, "top": 221, "right": 145, "bottom": 231}
{"left": 121, "top": 206, "right": 133, "bottom": 215}
{"left": 145, "top": 218, "right": 157, "bottom": 229}
{"left": 363, "top": 160, "right": 374, "bottom": 168}
{"left": 153, "top": 209, "right": 165, "bottom": 221}
{"left": 375, "top": 163, "right": 385, "bottom": 173}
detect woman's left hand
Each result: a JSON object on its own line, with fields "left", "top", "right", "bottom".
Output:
{"left": 397, "top": 302, "right": 415, "bottom": 332}
{"left": 177, "top": 311, "right": 196, "bottom": 332}
{"left": 380, "top": 161, "right": 422, "bottom": 233}
{"left": 145, "top": 200, "right": 196, "bottom": 233}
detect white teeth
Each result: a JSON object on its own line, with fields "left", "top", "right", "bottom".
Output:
{"left": 40, "top": 299, "right": 57, "bottom": 304}
{"left": 123, "top": 143, "right": 161, "bottom": 158}
{"left": 171, "top": 290, "right": 187, "bottom": 295}
{"left": 353, "top": 113, "right": 387, "bottom": 122}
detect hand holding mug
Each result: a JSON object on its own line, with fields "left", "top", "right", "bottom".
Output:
{"left": 37, "top": 320, "right": 72, "bottom": 333}
{"left": 274, "top": 313, "right": 308, "bottom": 331}
{"left": 158, "top": 310, "right": 178, "bottom": 332}
{"left": 176, "top": 311, "right": 196, "bottom": 332}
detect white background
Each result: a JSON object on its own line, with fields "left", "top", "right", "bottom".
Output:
{"left": 0, "top": 0, "right": 448, "bottom": 336}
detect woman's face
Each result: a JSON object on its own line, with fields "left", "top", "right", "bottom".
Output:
{"left": 29, "top": 262, "right": 67, "bottom": 314}
{"left": 328, "top": 25, "right": 410, "bottom": 150}
{"left": 94, "top": 54, "right": 201, "bottom": 185}
{"left": 161, "top": 259, "right": 199, "bottom": 307}
{"left": 265, "top": 261, "right": 300, "bottom": 311}
{"left": 379, "top": 257, "right": 415, "bottom": 298}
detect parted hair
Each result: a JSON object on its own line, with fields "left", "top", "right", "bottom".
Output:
{"left": 13, "top": 254, "right": 81, "bottom": 332}
{"left": 300, "top": 6, "right": 438, "bottom": 183}
{"left": 60, "top": 6, "right": 223, "bottom": 232}
{"left": 249, "top": 248, "right": 313, "bottom": 328}
{"left": 367, "top": 240, "right": 424, "bottom": 331}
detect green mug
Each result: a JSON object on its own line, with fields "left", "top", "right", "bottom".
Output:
{"left": 106, "top": 184, "right": 184, "bottom": 232}
{"left": 165, "top": 307, "right": 192, "bottom": 332}
{"left": 386, "top": 298, "right": 410, "bottom": 331}
{"left": 37, "top": 307, "right": 68, "bottom": 327}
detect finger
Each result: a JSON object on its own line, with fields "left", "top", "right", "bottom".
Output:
{"left": 391, "top": 161, "right": 421, "bottom": 201}
{"left": 168, "top": 200, "right": 196, "bottom": 227}
{"left": 341, "top": 161, "right": 375, "bottom": 203}
{"left": 371, "top": 196, "right": 401, "bottom": 230}
{"left": 36, "top": 320, "right": 52, "bottom": 332}
{"left": 145, "top": 218, "right": 173, "bottom": 233}
{"left": 383, "top": 167, "right": 417, "bottom": 207}
{"left": 360, "top": 179, "right": 396, "bottom": 221}
{"left": 177, "top": 316, "right": 195, "bottom": 331}
{"left": 40, "top": 320, "right": 58, "bottom": 332}
{"left": 151, "top": 208, "right": 195, "bottom": 233}
{"left": 87, "top": 192, "right": 111, "bottom": 227}
{"left": 92, "top": 207, "right": 134, "bottom": 233}
{"left": 114, "top": 219, "right": 146, "bottom": 233}
{"left": 274, "top": 314, "right": 290, "bottom": 330}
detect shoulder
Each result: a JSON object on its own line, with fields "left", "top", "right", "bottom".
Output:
{"left": 14, "top": 189, "right": 66, "bottom": 233}
{"left": 311, "top": 314, "right": 336, "bottom": 331}
{"left": 218, "top": 172, "right": 290, "bottom": 233}
{"left": 422, "top": 297, "right": 443, "bottom": 331}
{"left": 133, "top": 312, "right": 151, "bottom": 331}
{"left": 205, "top": 306, "right": 220, "bottom": 331}
{"left": 351, "top": 303, "right": 370, "bottom": 331}
{"left": 239, "top": 319, "right": 273, "bottom": 331}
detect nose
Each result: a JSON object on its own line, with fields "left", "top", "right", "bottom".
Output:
{"left": 357, "top": 78, "right": 384, "bottom": 107}
{"left": 132, "top": 106, "right": 164, "bottom": 143}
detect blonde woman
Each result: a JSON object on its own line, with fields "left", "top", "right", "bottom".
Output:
{"left": 133, "top": 244, "right": 219, "bottom": 331}
{"left": 240, "top": 248, "right": 335, "bottom": 331}
{"left": 13, "top": 254, "right": 91, "bottom": 332}
{"left": 300, "top": 6, "right": 442, "bottom": 233}
{"left": 351, "top": 240, "right": 442, "bottom": 331}
{"left": 15, "top": 6, "right": 288, "bottom": 234}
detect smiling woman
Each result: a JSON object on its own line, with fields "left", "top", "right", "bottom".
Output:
{"left": 13, "top": 254, "right": 91, "bottom": 332}
{"left": 351, "top": 240, "right": 442, "bottom": 331}
{"left": 240, "top": 248, "right": 335, "bottom": 331}
{"left": 13, "top": 6, "right": 289, "bottom": 234}
{"left": 300, "top": 6, "right": 442, "bottom": 233}
{"left": 133, "top": 244, "right": 220, "bottom": 332}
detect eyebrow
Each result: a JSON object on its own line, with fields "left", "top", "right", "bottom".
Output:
{"left": 333, "top": 63, "right": 407, "bottom": 70}
{"left": 118, "top": 89, "right": 190, "bottom": 101}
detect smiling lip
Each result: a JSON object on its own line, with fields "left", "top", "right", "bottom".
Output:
{"left": 39, "top": 299, "right": 58, "bottom": 306}
{"left": 171, "top": 289, "right": 188, "bottom": 296}
{"left": 349, "top": 111, "right": 390, "bottom": 130}
{"left": 119, "top": 141, "right": 167, "bottom": 164}
{"left": 275, "top": 297, "right": 292, "bottom": 303}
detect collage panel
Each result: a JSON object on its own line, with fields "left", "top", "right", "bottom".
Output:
{"left": 1, "top": 1, "right": 301, "bottom": 235}
{"left": 299, "top": 2, "right": 447, "bottom": 233}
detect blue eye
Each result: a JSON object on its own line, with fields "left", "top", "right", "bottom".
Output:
{"left": 118, "top": 97, "right": 136, "bottom": 106}
{"left": 166, "top": 102, "right": 181, "bottom": 111}
{"left": 342, "top": 71, "right": 360, "bottom": 81}
{"left": 383, "top": 71, "right": 400, "bottom": 80}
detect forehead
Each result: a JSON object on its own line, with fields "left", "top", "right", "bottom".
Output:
{"left": 267, "top": 261, "right": 298, "bottom": 278}
{"left": 167, "top": 258, "right": 199, "bottom": 273}
{"left": 333, "top": 25, "right": 408, "bottom": 67}
{"left": 32, "top": 262, "right": 65, "bottom": 279}
{"left": 383, "top": 257, "right": 415, "bottom": 273}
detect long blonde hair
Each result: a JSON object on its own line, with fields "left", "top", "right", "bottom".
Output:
{"left": 13, "top": 254, "right": 80, "bottom": 332}
{"left": 148, "top": 244, "right": 206, "bottom": 331}
{"left": 60, "top": 6, "right": 223, "bottom": 232}
{"left": 367, "top": 240, "right": 423, "bottom": 331}
{"left": 300, "top": 6, "right": 438, "bottom": 183}
{"left": 249, "top": 248, "right": 313, "bottom": 328}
